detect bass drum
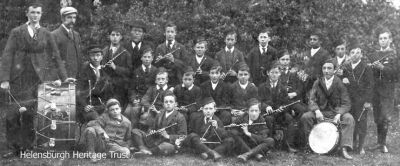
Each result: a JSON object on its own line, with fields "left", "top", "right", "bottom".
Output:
{"left": 308, "top": 122, "right": 340, "bottom": 154}
{"left": 36, "top": 82, "right": 77, "bottom": 150}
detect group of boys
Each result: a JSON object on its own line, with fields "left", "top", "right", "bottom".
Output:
{"left": 1, "top": 3, "right": 399, "bottom": 163}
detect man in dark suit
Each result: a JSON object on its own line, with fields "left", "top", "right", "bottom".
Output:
{"left": 102, "top": 25, "right": 133, "bottom": 109}
{"left": 368, "top": 29, "right": 399, "bottom": 153}
{"left": 188, "top": 38, "right": 217, "bottom": 85}
{"left": 132, "top": 92, "right": 187, "bottom": 156}
{"left": 0, "top": 3, "right": 69, "bottom": 158}
{"left": 246, "top": 28, "right": 278, "bottom": 86}
{"left": 52, "top": 7, "right": 82, "bottom": 80}
{"left": 342, "top": 41, "right": 374, "bottom": 154}
{"left": 215, "top": 31, "right": 245, "bottom": 84}
{"left": 300, "top": 59, "right": 354, "bottom": 160}
{"left": 331, "top": 38, "right": 350, "bottom": 78}
{"left": 301, "top": 31, "right": 330, "bottom": 92}
{"left": 154, "top": 22, "right": 187, "bottom": 87}
{"left": 183, "top": 97, "right": 235, "bottom": 161}
{"left": 124, "top": 20, "right": 153, "bottom": 70}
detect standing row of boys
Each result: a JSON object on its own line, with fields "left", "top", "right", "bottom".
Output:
{"left": 1, "top": 4, "right": 398, "bottom": 163}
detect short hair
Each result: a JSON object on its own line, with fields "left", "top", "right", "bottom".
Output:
{"left": 163, "top": 91, "right": 177, "bottom": 102}
{"left": 142, "top": 47, "right": 153, "bottom": 57}
{"left": 226, "top": 31, "right": 237, "bottom": 40}
{"left": 183, "top": 72, "right": 194, "bottom": 78}
{"left": 106, "top": 98, "right": 120, "bottom": 110}
{"left": 323, "top": 58, "right": 336, "bottom": 69}
{"left": 27, "top": 2, "right": 43, "bottom": 11}
{"left": 269, "top": 61, "right": 281, "bottom": 72}
{"left": 109, "top": 25, "right": 124, "bottom": 35}
{"left": 259, "top": 28, "right": 272, "bottom": 36}
{"left": 378, "top": 28, "right": 392, "bottom": 39}
{"left": 194, "top": 37, "right": 208, "bottom": 48}
{"left": 165, "top": 22, "right": 177, "bottom": 31}
{"left": 210, "top": 65, "right": 222, "bottom": 73}
{"left": 157, "top": 67, "right": 169, "bottom": 77}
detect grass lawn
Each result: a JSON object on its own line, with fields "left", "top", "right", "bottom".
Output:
{"left": 0, "top": 103, "right": 400, "bottom": 166}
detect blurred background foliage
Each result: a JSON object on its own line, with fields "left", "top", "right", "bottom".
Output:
{"left": 0, "top": 0, "right": 399, "bottom": 58}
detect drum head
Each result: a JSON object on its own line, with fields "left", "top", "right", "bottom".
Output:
{"left": 308, "top": 122, "right": 339, "bottom": 154}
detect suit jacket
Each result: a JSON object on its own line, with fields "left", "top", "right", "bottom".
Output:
{"left": 188, "top": 55, "right": 217, "bottom": 85}
{"left": 309, "top": 76, "right": 351, "bottom": 117}
{"left": 173, "top": 84, "right": 202, "bottom": 114}
{"left": 246, "top": 45, "right": 278, "bottom": 86}
{"left": 228, "top": 81, "right": 258, "bottom": 110}
{"left": 231, "top": 113, "right": 271, "bottom": 142}
{"left": 128, "top": 65, "right": 158, "bottom": 101}
{"left": 154, "top": 42, "right": 187, "bottom": 86}
{"left": 0, "top": 24, "right": 67, "bottom": 82}
{"left": 258, "top": 79, "right": 290, "bottom": 112}
{"left": 369, "top": 49, "right": 399, "bottom": 85}
{"left": 200, "top": 81, "right": 229, "bottom": 107}
{"left": 303, "top": 47, "right": 330, "bottom": 80}
{"left": 141, "top": 85, "right": 173, "bottom": 111}
{"left": 280, "top": 67, "right": 304, "bottom": 102}
{"left": 342, "top": 60, "right": 374, "bottom": 103}
{"left": 51, "top": 25, "right": 82, "bottom": 78}
{"left": 123, "top": 40, "right": 153, "bottom": 70}
{"left": 102, "top": 45, "right": 133, "bottom": 87}
{"left": 215, "top": 47, "right": 245, "bottom": 83}
{"left": 188, "top": 114, "right": 228, "bottom": 140}
{"left": 152, "top": 109, "right": 187, "bottom": 143}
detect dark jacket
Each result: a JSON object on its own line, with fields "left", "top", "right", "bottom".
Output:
{"left": 51, "top": 25, "right": 82, "bottom": 78}
{"left": 342, "top": 60, "right": 374, "bottom": 103}
{"left": 303, "top": 47, "right": 330, "bottom": 80}
{"left": 188, "top": 114, "right": 228, "bottom": 140}
{"left": 152, "top": 109, "right": 187, "bottom": 143}
{"left": 173, "top": 84, "right": 202, "bottom": 114}
{"left": 102, "top": 45, "right": 133, "bottom": 87}
{"left": 0, "top": 24, "right": 67, "bottom": 82}
{"left": 187, "top": 55, "right": 217, "bottom": 86}
{"left": 231, "top": 113, "right": 271, "bottom": 142}
{"left": 215, "top": 47, "right": 245, "bottom": 83}
{"left": 280, "top": 67, "right": 304, "bottom": 102}
{"left": 128, "top": 65, "right": 158, "bottom": 102}
{"left": 200, "top": 81, "right": 230, "bottom": 107}
{"left": 141, "top": 85, "right": 173, "bottom": 111}
{"left": 309, "top": 76, "right": 351, "bottom": 118}
{"left": 228, "top": 81, "right": 258, "bottom": 110}
{"left": 123, "top": 40, "right": 153, "bottom": 70}
{"left": 246, "top": 46, "right": 278, "bottom": 86}
{"left": 258, "top": 79, "right": 289, "bottom": 112}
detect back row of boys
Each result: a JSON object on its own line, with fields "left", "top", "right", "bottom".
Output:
{"left": 77, "top": 13, "right": 398, "bottom": 161}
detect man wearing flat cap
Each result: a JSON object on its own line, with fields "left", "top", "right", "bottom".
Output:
{"left": 76, "top": 45, "right": 114, "bottom": 123}
{"left": 52, "top": 6, "right": 82, "bottom": 80}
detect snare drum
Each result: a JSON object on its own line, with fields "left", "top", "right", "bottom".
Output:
{"left": 36, "top": 82, "right": 77, "bottom": 150}
{"left": 308, "top": 122, "right": 340, "bottom": 154}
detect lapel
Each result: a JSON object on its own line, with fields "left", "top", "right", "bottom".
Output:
{"left": 318, "top": 77, "right": 330, "bottom": 95}
{"left": 21, "top": 24, "right": 36, "bottom": 43}
{"left": 59, "top": 26, "right": 72, "bottom": 40}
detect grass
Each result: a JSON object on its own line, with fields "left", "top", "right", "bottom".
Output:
{"left": 0, "top": 103, "right": 400, "bottom": 166}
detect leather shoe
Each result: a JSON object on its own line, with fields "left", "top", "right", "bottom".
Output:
{"left": 200, "top": 152, "right": 209, "bottom": 160}
{"left": 255, "top": 154, "right": 263, "bottom": 161}
{"left": 210, "top": 150, "right": 222, "bottom": 162}
{"left": 237, "top": 154, "right": 247, "bottom": 162}
{"left": 359, "top": 148, "right": 365, "bottom": 155}
{"left": 341, "top": 147, "right": 353, "bottom": 160}
{"left": 381, "top": 145, "right": 388, "bottom": 153}
{"left": 287, "top": 146, "right": 299, "bottom": 153}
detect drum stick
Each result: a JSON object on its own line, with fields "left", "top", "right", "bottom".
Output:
{"left": 357, "top": 107, "right": 366, "bottom": 122}
{"left": 7, "top": 90, "right": 22, "bottom": 108}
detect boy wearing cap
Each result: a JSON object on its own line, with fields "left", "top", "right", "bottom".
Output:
{"left": 188, "top": 38, "right": 218, "bottom": 86}
{"left": 229, "top": 98, "right": 275, "bottom": 162}
{"left": 124, "top": 20, "right": 153, "bottom": 70}
{"left": 215, "top": 31, "right": 245, "bottom": 84}
{"left": 200, "top": 64, "right": 231, "bottom": 125}
{"left": 246, "top": 28, "right": 278, "bottom": 86}
{"left": 84, "top": 98, "right": 132, "bottom": 162}
{"left": 332, "top": 38, "right": 351, "bottom": 77}
{"left": 52, "top": 6, "right": 82, "bottom": 80}
{"left": 342, "top": 41, "right": 374, "bottom": 154}
{"left": 132, "top": 92, "right": 187, "bottom": 156}
{"left": 154, "top": 22, "right": 188, "bottom": 87}
{"left": 173, "top": 66, "right": 201, "bottom": 121}
{"left": 183, "top": 97, "right": 235, "bottom": 161}
{"left": 300, "top": 59, "right": 354, "bottom": 160}
{"left": 102, "top": 25, "right": 133, "bottom": 109}
{"left": 227, "top": 62, "right": 258, "bottom": 122}
{"left": 76, "top": 45, "right": 114, "bottom": 123}
{"left": 258, "top": 62, "right": 301, "bottom": 152}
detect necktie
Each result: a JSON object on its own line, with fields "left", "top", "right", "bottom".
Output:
{"left": 68, "top": 30, "right": 74, "bottom": 40}
{"left": 167, "top": 40, "right": 172, "bottom": 51}
{"left": 133, "top": 42, "right": 140, "bottom": 54}
{"left": 262, "top": 47, "right": 266, "bottom": 54}
{"left": 33, "top": 27, "right": 39, "bottom": 40}
{"left": 94, "top": 68, "right": 100, "bottom": 81}
{"left": 205, "top": 117, "right": 210, "bottom": 124}
{"left": 145, "top": 66, "right": 150, "bottom": 74}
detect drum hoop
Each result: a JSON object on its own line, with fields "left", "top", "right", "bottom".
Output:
{"left": 309, "top": 121, "right": 341, "bottom": 154}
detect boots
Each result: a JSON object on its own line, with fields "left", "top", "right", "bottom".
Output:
{"left": 237, "top": 143, "right": 268, "bottom": 162}
{"left": 341, "top": 147, "right": 353, "bottom": 160}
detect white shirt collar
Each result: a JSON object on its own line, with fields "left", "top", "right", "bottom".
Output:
{"left": 156, "top": 84, "right": 168, "bottom": 91}
{"left": 132, "top": 41, "right": 142, "bottom": 49}
{"left": 166, "top": 40, "right": 175, "bottom": 46}
{"left": 324, "top": 76, "right": 335, "bottom": 90}
{"left": 239, "top": 81, "right": 248, "bottom": 89}
{"left": 259, "top": 44, "right": 268, "bottom": 54}
{"left": 26, "top": 21, "right": 40, "bottom": 38}
{"left": 182, "top": 84, "right": 194, "bottom": 91}
{"left": 225, "top": 46, "right": 234, "bottom": 53}
{"left": 211, "top": 81, "right": 218, "bottom": 90}
{"left": 165, "top": 110, "right": 174, "bottom": 118}
{"left": 61, "top": 24, "right": 70, "bottom": 33}
{"left": 204, "top": 116, "right": 213, "bottom": 124}
{"left": 142, "top": 64, "right": 151, "bottom": 71}
{"left": 311, "top": 47, "right": 320, "bottom": 57}
{"left": 89, "top": 63, "right": 101, "bottom": 70}
{"left": 270, "top": 80, "right": 278, "bottom": 88}
{"left": 196, "top": 55, "right": 204, "bottom": 64}
{"left": 336, "top": 55, "right": 346, "bottom": 65}
{"left": 249, "top": 119, "right": 253, "bottom": 125}
{"left": 351, "top": 60, "right": 361, "bottom": 69}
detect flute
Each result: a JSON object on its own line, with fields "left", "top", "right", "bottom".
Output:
{"left": 194, "top": 57, "right": 207, "bottom": 76}
{"left": 146, "top": 123, "right": 177, "bottom": 137}
{"left": 101, "top": 49, "right": 127, "bottom": 68}
{"left": 262, "top": 100, "right": 301, "bottom": 116}
{"left": 224, "top": 122, "right": 266, "bottom": 128}
{"left": 155, "top": 47, "right": 181, "bottom": 63}
{"left": 222, "top": 59, "right": 239, "bottom": 80}
{"left": 88, "top": 80, "right": 92, "bottom": 106}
